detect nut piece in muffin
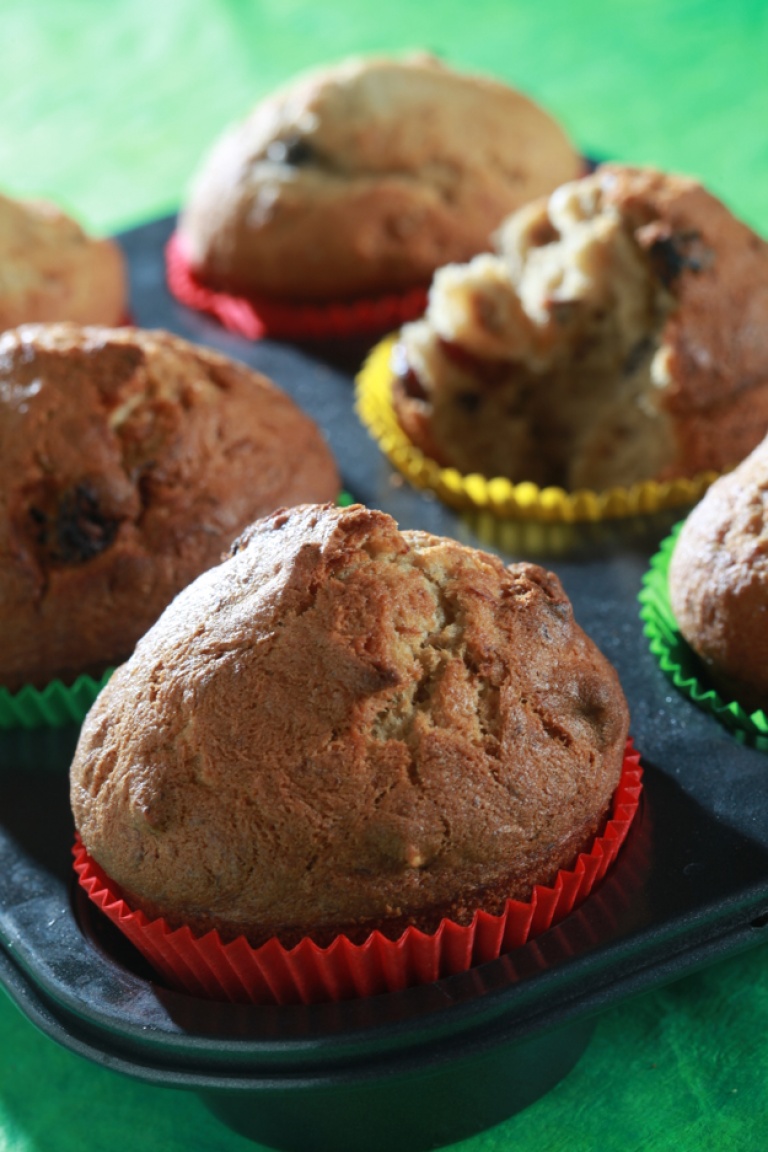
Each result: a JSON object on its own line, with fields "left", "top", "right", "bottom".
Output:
{"left": 392, "top": 164, "right": 768, "bottom": 490}
{"left": 177, "top": 54, "right": 581, "bottom": 302}
{"left": 71, "top": 502, "right": 630, "bottom": 949}
{"left": 0, "top": 191, "right": 126, "bottom": 330}
{"left": 0, "top": 324, "right": 339, "bottom": 691}
{"left": 669, "top": 435, "right": 768, "bottom": 714}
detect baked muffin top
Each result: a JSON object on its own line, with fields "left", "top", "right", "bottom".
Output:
{"left": 71, "top": 502, "right": 629, "bottom": 948}
{"left": 0, "top": 192, "right": 126, "bottom": 330}
{"left": 178, "top": 54, "right": 581, "bottom": 301}
{"left": 669, "top": 434, "right": 768, "bottom": 713}
{"left": 0, "top": 324, "right": 339, "bottom": 690}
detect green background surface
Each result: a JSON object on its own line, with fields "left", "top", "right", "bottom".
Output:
{"left": 2, "top": 1, "right": 768, "bottom": 1149}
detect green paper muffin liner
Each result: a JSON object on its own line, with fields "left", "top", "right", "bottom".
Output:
{"left": 356, "top": 335, "right": 720, "bottom": 523}
{"left": 639, "top": 525, "right": 768, "bottom": 750}
{"left": 0, "top": 669, "right": 114, "bottom": 731}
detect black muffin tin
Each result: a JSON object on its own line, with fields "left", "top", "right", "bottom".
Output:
{"left": 2, "top": 217, "right": 768, "bottom": 1152}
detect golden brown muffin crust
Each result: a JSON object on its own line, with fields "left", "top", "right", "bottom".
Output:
{"left": 71, "top": 503, "right": 629, "bottom": 948}
{"left": 178, "top": 55, "right": 581, "bottom": 301}
{"left": 0, "top": 192, "right": 126, "bottom": 330}
{"left": 669, "top": 435, "right": 768, "bottom": 713}
{"left": 0, "top": 324, "right": 339, "bottom": 690}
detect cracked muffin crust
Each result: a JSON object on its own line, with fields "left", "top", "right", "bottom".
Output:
{"left": 392, "top": 164, "right": 768, "bottom": 489}
{"left": 0, "top": 191, "right": 126, "bottom": 330}
{"left": 70, "top": 502, "right": 629, "bottom": 949}
{"left": 177, "top": 54, "right": 581, "bottom": 301}
{"left": 669, "top": 435, "right": 768, "bottom": 713}
{"left": 0, "top": 324, "right": 339, "bottom": 690}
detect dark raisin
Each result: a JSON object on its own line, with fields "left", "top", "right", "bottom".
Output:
{"left": 51, "top": 484, "right": 120, "bottom": 563}
{"left": 23, "top": 483, "right": 119, "bottom": 566}
{"left": 648, "top": 230, "right": 714, "bottom": 287}
{"left": 266, "top": 136, "right": 314, "bottom": 167}
{"left": 455, "top": 392, "right": 482, "bottom": 414}
{"left": 648, "top": 236, "right": 686, "bottom": 284}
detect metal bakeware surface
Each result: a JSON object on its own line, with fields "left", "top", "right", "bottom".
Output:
{"left": 2, "top": 217, "right": 768, "bottom": 1152}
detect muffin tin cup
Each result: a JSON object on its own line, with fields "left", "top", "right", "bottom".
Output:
{"left": 356, "top": 334, "right": 720, "bottom": 523}
{"left": 73, "top": 741, "right": 642, "bottom": 1007}
{"left": 165, "top": 232, "right": 429, "bottom": 341}
{"left": 639, "top": 526, "right": 768, "bottom": 751}
{"left": 0, "top": 670, "right": 113, "bottom": 731}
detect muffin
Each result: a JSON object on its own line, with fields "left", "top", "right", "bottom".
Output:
{"left": 176, "top": 54, "right": 581, "bottom": 304}
{"left": 0, "top": 324, "right": 339, "bottom": 693}
{"left": 0, "top": 191, "right": 126, "bottom": 329}
{"left": 70, "top": 502, "right": 630, "bottom": 951}
{"left": 392, "top": 164, "right": 768, "bottom": 491}
{"left": 668, "top": 435, "right": 768, "bottom": 714}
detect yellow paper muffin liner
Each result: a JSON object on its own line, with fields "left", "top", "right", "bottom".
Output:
{"left": 0, "top": 669, "right": 114, "bottom": 731}
{"left": 356, "top": 335, "right": 720, "bottom": 523}
{"left": 639, "top": 525, "right": 768, "bottom": 751}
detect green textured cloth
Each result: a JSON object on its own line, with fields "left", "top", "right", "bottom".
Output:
{"left": 2, "top": 2, "right": 768, "bottom": 1149}
{"left": 2, "top": 944, "right": 768, "bottom": 1151}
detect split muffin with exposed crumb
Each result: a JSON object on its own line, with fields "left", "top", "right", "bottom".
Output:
{"left": 391, "top": 164, "right": 768, "bottom": 491}
{"left": 71, "top": 502, "right": 630, "bottom": 951}
{"left": 0, "top": 324, "right": 338, "bottom": 692}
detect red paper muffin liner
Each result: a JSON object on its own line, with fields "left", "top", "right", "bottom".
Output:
{"left": 73, "top": 740, "right": 642, "bottom": 1005}
{"left": 165, "top": 232, "right": 428, "bottom": 341}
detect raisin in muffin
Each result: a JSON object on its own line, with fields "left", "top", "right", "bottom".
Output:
{"left": 177, "top": 54, "right": 581, "bottom": 302}
{"left": 0, "top": 191, "right": 126, "bottom": 330}
{"left": 70, "top": 502, "right": 629, "bottom": 949}
{"left": 0, "top": 324, "right": 339, "bottom": 691}
{"left": 669, "top": 435, "right": 768, "bottom": 713}
{"left": 392, "top": 164, "right": 768, "bottom": 490}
